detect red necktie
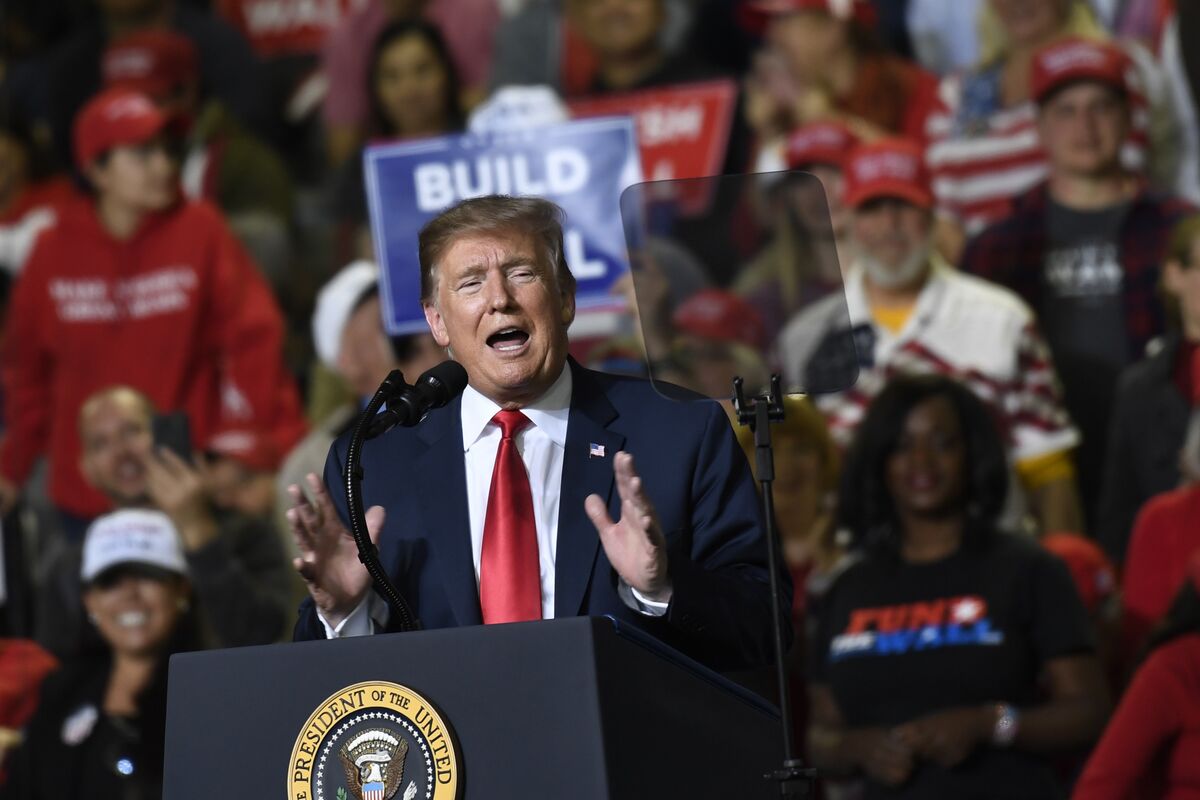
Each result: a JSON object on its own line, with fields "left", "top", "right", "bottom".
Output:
{"left": 479, "top": 410, "right": 542, "bottom": 623}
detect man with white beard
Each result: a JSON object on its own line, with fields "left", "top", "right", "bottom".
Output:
{"left": 779, "top": 138, "right": 1085, "bottom": 535}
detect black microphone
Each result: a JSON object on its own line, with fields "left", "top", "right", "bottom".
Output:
{"left": 365, "top": 360, "right": 469, "bottom": 438}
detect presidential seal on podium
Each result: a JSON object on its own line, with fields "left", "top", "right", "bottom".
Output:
{"left": 289, "top": 681, "right": 461, "bottom": 800}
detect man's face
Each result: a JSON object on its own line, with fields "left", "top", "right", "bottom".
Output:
{"left": 88, "top": 139, "right": 177, "bottom": 214}
{"left": 571, "top": 0, "right": 664, "bottom": 59}
{"left": 850, "top": 198, "right": 932, "bottom": 280}
{"left": 422, "top": 230, "right": 575, "bottom": 407}
{"left": 1038, "top": 82, "right": 1129, "bottom": 177}
{"left": 80, "top": 394, "right": 154, "bottom": 506}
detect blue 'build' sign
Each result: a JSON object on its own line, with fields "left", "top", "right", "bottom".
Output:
{"left": 365, "top": 117, "right": 641, "bottom": 334}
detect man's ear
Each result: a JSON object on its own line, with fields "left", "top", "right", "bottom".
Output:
{"left": 560, "top": 286, "right": 576, "bottom": 327}
{"left": 423, "top": 301, "right": 451, "bottom": 347}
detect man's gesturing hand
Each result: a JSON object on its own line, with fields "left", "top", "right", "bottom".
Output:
{"left": 584, "top": 452, "right": 672, "bottom": 603}
{"left": 287, "top": 472, "right": 386, "bottom": 627}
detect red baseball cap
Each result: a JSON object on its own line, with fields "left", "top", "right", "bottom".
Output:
{"left": 103, "top": 30, "right": 199, "bottom": 99}
{"left": 1030, "top": 36, "right": 1131, "bottom": 104}
{"left": 1041, "top": 533, "right": 1116, "bottom": 615}
{"left": 842, "top": 137, "right": 933, "bottom": 210}
{"left": 739, "top": 0, "right": 877, "bottom": 36}
{"left": 73, "top": 88, "right": 169, "bottom": 169}
{"left": 672, "top": 289, "right": 768, "bottom": 351}
{"left": 785, "top": 121, "right": 860, "bottom": 170}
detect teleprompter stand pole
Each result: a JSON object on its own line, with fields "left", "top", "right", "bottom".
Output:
{"left": 733, "top": 374, "right": 817, "bottom": 798}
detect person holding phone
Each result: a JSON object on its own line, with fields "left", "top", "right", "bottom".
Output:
{"left": 0, "top": 88, "right": 306, "bottom": 541}
{"left": 33, "top": 386, "right": 294, "bottom": 659}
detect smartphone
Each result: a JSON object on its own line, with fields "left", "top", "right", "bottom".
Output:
{"left": 151, "top": 412, "right": 192, "bottom": 461}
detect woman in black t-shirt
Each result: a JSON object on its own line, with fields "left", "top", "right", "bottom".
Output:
{"left": 808, "top": 375, "right": 1110, "bottom": 799}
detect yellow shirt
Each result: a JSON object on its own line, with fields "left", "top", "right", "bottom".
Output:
{"left": 1016, "top": 449, "right": 1077, "bottom": 490}
{"left": 871, "top": 303, "right": 916, "bottom": 335}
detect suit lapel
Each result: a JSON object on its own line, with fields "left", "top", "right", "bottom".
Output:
{"left": 554, "top": 362, "right": 624, "bottom": 618}
{"left": 413, "top": 395, "right": 482, "bottom": 626}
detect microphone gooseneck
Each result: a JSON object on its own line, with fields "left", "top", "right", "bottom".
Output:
{"left": 345, "top": 360, "right": 469, "bottom": 631}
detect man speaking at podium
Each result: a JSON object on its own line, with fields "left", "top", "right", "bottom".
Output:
{"left": 286, "top": 195, "right": 787, "bottom": 669}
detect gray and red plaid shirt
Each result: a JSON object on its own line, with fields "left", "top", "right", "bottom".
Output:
{"left": 961, "top": 182, "right": 1195, "bottom": 359}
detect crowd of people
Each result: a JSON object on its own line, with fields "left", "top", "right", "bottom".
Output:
{"left": 0, "top": 0, "right": 1198, "bottom": 797}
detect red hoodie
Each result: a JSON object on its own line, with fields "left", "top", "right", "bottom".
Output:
{"left": 0, "top": 191, "right": 305, "bottom": 518}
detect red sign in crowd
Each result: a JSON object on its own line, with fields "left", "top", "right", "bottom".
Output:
{"left": 569, "top": 80, "right": 737, "bottom": 213}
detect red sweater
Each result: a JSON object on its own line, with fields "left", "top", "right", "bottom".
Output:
{"left": 0, "top": 193, "right": 305, "bottom": 517}
{"left": 1122, "top": 486, "right": 1200, "bottom": 658}
{"left": 1074, "top": 634, "right": 1200, "bottom": 800}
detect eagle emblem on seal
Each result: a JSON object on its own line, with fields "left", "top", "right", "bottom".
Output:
{"left": 338, "top": 728, "right": 414, "bottom": 800}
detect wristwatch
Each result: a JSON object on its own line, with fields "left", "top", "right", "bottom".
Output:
{"left": 991, "top": 703, "right": 1019, "bottom": 747}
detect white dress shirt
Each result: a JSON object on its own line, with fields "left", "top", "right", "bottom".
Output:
{"left": 320, "top": 364, "right": 666, "bottom": 638}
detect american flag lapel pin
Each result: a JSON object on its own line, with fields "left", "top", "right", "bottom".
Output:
{"left": 589, "top": 443, "right": 606, "bottom": 458}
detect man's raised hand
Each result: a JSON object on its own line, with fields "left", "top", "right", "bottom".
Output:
{"left": 287, "top": 472, "right": 386, "bottom": 627}
{"left": 585, "top": 452, "right": 672, "bottom": 603}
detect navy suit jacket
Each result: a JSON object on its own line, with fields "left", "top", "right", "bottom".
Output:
{"left": 294, "top": 360, "right": 790, "bottom": 670}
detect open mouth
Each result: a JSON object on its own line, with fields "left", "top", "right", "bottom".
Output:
{"left": 115, "top": 610, "right": 149, "bottom": 629}
{"left": 116, "top": 457, "right": 143, "bottom": 482}
{"left": 486, "top": 327, "right": 530, "bottom": 352}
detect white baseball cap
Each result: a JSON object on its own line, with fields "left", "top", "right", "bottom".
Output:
{"left": 467, "top": 85, "right": 570, "bottom": 134}
{"left": 81, "top": 509, "right": 189, "bottom": 583}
